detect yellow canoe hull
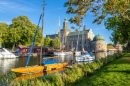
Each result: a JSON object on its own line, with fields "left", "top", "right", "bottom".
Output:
{"left": 11, "top": 62, "right": 69, "bottom": 73}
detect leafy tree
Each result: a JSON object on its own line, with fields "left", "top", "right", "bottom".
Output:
{"left": 44, "top": 37, "right": 51, "bottom": 47}
{"left": 75, "top": 29, "right": 78, "bottom": 32}
{"left": 105, "top": 16, "right": 130, "bottom": 51}
{"left": 50, "top": 39, "right": 54, "bottom": 47}
{"left": 64, "top": 0, "right": 130, "bottom": 25}
{"left": 9, "top": 16, "right": 42, "bottom": 47}
{"left": 0, "top": 23, "right": 10, "bottom": 47}
{"left": 53, "top": 37, "right": 61, "bottom": 47}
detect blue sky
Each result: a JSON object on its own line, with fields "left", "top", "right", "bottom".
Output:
{"left": 0, "top": 0, "right": 113, "bottom": 44}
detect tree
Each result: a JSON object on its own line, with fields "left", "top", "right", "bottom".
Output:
{"left": 0, "top": 23, "right": 10, "bottom": 47}
{"left": 105, "top": 16, "right": 130, "bottom": 51}
{"left": 9, "top": 16, "right": 42, "bottom": 47}
{"left": 64, "top": 0, "right": 130, "bottom": 25}
{"left": 44, "top": 37, "right": 51, "bottom": 47}
{"left": 53, "top": 37, "right": 61, "bottom": 47}
{"left": 75, "top": 29, "right": 78, "bottom": 32}
{"left": 50, "top": 39, "right": 54, "bottom": 47}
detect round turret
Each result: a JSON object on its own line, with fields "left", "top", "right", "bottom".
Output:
{"left": 93, "top": 34, "right": 105, "bottom": 41}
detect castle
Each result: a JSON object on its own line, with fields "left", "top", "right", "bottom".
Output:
{"left": 46, "top": 18, "right": 107, "bottom": 52}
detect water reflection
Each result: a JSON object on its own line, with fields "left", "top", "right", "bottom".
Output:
{"left": 0, "top": 59, "right": 19, "bottom": 74}
{"left": 43, "top": 55, "right": 73, "bottom": 63}
{"left": 14, "top": 67, "right": 66, "bottom": 81}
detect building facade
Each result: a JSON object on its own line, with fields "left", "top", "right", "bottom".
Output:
{"left": 66, "top": 28, "right": 95, "bottom": 51}
{"left": 46, "top": 17, "right": 107, "bottom": 52}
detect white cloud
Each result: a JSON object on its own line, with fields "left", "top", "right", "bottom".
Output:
{"left": 0, "top": 1, "right": 34, "bottom": 12}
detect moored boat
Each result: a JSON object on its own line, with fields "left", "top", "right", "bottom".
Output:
{"left": 0, "top": 48, "right": 18, "bottom": 59}
{"left": 75, "top": 51, "right": 81, "bottom": 56}
{"left": 76, "top": 52, "right": 95, "bottom": 62}
{"left": 11, "top": 61, "right": 69, "bottom": 73}
{"left": 53, "top": 51, "right": 70, "bottom": 56}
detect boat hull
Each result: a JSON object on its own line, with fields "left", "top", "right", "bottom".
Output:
{"left": 75, "top": 51, "right": 81, "bottom": 56}
{"left": 11, "top": 62, "right": 69, "bottom": 73}
{"left": 53, "top": 52, "right": 70, "bottom": 56}
{"left": 76, "top": 54, "right": 95, "bottom": 62}
{"left": 0, "top": 48, "right": 18, "bottom": 59}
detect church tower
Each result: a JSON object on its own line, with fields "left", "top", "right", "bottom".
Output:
{"left": 63, "top": 17, "right": 68, "bottom": 29}
{"left": 59, "top": 17, "right": 71, "bottom": 49}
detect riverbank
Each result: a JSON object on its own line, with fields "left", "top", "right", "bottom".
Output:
{"left": 75, "top": 53, "right": 130, "bottom": 86}
{"left": 1, "top": 52, "right": 128, "bottom": 86}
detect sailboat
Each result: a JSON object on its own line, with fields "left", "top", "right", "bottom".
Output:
{"left": 11, "top": 1, "right": 69, "bottom": 73}
{"left": 53, "top": 17, "right": 70, "bottom": 56}
{"left": 74, "top": 27, "right": 81, "bottom": 56}
{"left": 75, "top": 25, "right": 95, "bottom": 62}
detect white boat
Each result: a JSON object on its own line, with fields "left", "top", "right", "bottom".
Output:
{"left": 53, "top": 51, "right": 70, "bottom": 56}
{"left": 75, "top": 51, "right": 81, "bottom": 56}
{"left": 0, "top": 48, "right": 18, "bottom": 59}
{"left": 76, "top": 53, "right": 95, "bottom": 62}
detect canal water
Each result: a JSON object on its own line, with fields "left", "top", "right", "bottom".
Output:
{"left": 0, "top": 52, "right": 115, "bottom": 75}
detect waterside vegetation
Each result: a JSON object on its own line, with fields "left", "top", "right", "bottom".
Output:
{"left": 76, "top": 53, "right": 130, "bottom": 86}
{"left": 1, "top": 52, "right": 129, "bottom": 86}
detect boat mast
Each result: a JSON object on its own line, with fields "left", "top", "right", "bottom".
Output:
{"left": 59, "top": 17, "right": 61, "bottom": 51}
{"left": 40, "top": 0, "right": 45, "bottom": 65}
{"left": 82, "top": 17, "right": 84, "bottom": 52}
{"left": 65, "top": 22, "right": 66, "bottom": 51}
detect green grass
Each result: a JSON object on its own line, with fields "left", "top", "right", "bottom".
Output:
{"left": 75, "top": 53, "right": 130, "bottom": 86}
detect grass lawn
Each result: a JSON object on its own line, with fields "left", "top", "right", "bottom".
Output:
{"left": 76, "top": 53, "right": 130, "bottom": 86}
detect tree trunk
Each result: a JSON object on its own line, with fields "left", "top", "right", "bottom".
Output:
{"left": 128, "top": 41, "right": 130, "bottom": 51}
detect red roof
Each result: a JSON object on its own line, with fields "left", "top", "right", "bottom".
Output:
{"left": 33, "top": 46, "right": 48, "bottom": 49}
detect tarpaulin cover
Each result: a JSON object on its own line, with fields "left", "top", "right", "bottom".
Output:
{"left": 42, "top": 61, "right": 61, "bottom": 65}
